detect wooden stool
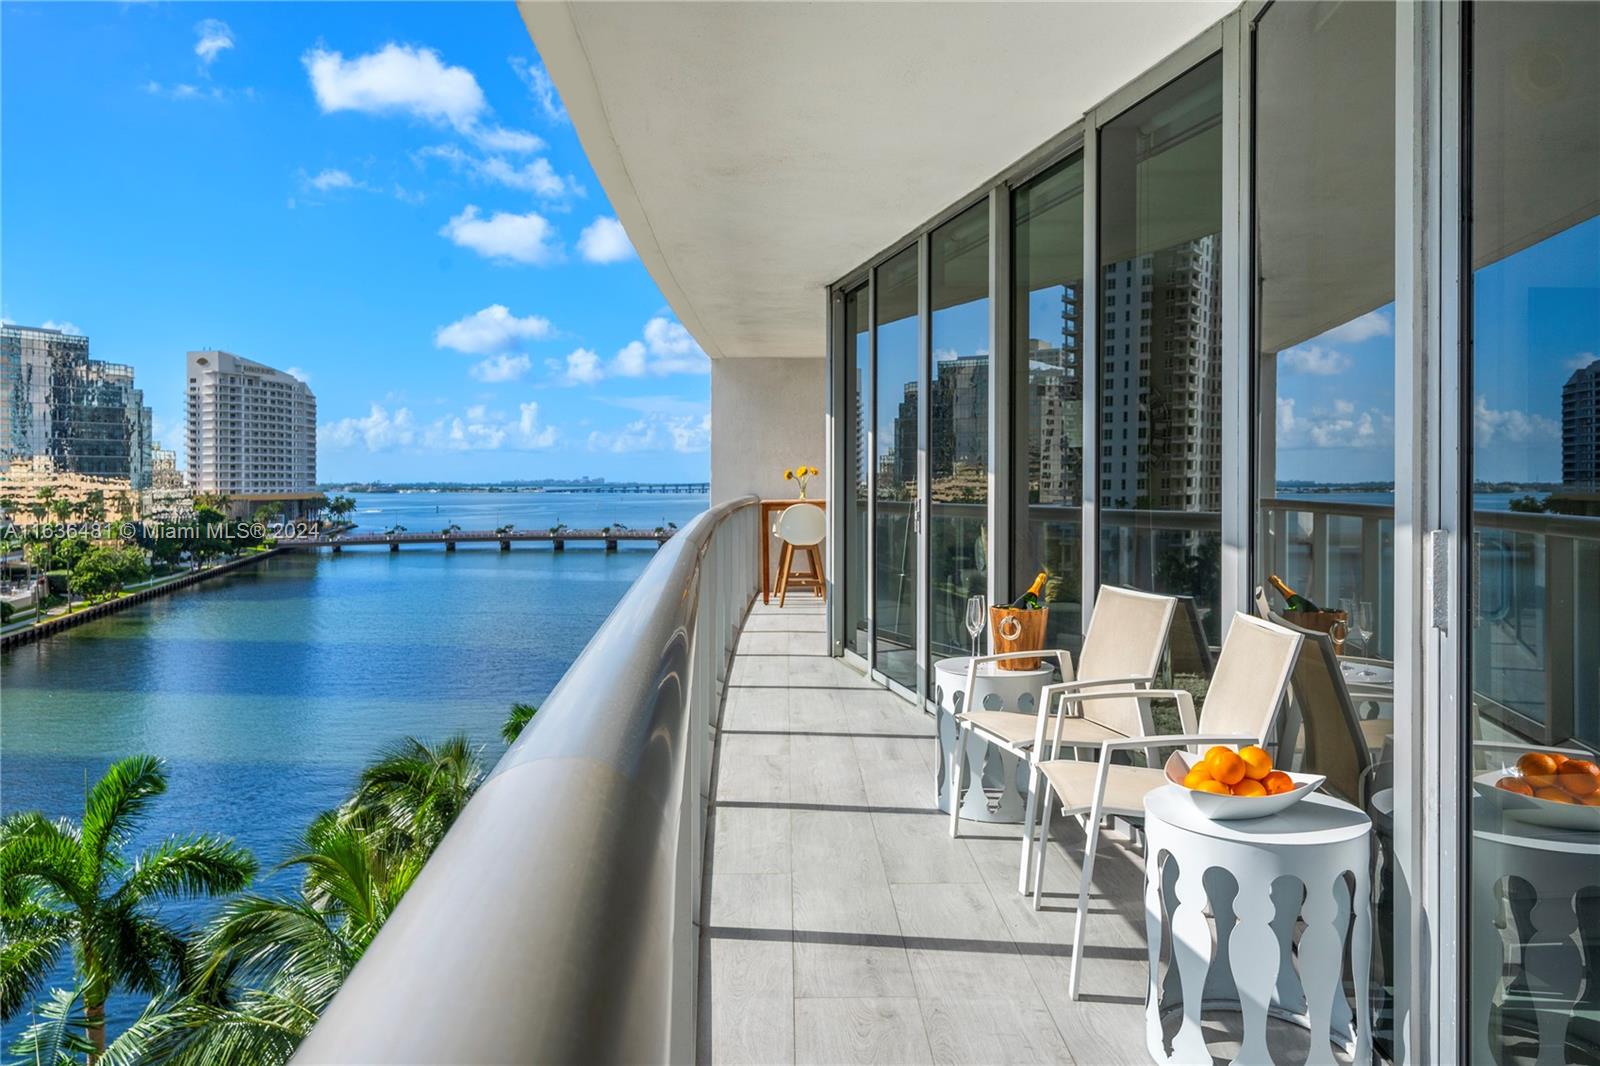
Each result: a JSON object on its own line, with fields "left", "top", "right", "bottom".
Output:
{"left": 775, "top": 503, "right": 826, "bottom": 606}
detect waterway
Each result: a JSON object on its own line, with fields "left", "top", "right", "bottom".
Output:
{"left": 0, "top": 490, "right": 707, "bottom": 1038}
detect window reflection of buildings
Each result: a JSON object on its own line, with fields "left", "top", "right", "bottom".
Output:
{"left": 1028, "top": 286, "right": 1083, "bottom": 505}
{"left": 1562, "top": 361, "right": 1599, "bottom": 491}
{"left": 1100, "top": 237, "right": 1222, "bottom": 515}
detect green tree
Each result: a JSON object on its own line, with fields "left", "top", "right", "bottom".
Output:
{"left": 56, "top": 535, "right": 94, "bottom": 573}
{"left": 342, "top": 734, "right": 485, "bottom": 858}
{"left": 501, "top": 702, "right": 540, "bottom": 745}
{"left": 69, "top": 546, "right": 126, "bottom": 602}
{"left": 0, "top": 755, "right": 257, "bottom": 1060}
{"left": 143, "top": 817, "right": 423, "bottom": 1066}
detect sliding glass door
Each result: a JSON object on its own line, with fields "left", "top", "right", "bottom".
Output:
{"left": 844, "top": 284, "right": 870, "bottom": 658}
{"left": 1097, "top": 55, "right": 1226, "bottom": 641}
{"left": 1464, "top": 4, "right": 1599, "bottom": 1062}
{"left": 873, "top": 246, "right": 921, "bottom": 690}
{"left": 927, "top": 203, "right": 990, "bottom": 675}
{"left": 1012, "top": 156, "right": 1086, "bottom": 652}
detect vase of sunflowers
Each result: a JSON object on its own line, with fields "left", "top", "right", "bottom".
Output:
{"left": 784, "top": 464, "right": 820, "bottom": 499}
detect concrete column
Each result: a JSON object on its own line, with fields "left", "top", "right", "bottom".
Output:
{"left": 711, "top": 356, "right": 826, "bottom": 504}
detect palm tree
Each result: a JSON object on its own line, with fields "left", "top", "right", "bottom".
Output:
{"left": 341, "top": 735, "right": 485, "bottom": 858}
{"left": 86, "top": 815, "right": 424, "bottom": 1066}
{"left": 501, "top": 702, "right": 540, "bottom": 745}
{"left": 0, "top": 755, "right": 257, "bottom": 1060}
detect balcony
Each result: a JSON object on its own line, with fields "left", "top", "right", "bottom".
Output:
{"left": 703, "top": 597, "right": 1161, "bottom": 1064}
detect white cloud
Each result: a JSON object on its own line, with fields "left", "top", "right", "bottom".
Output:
{"left": 1473, "top": 395, "right": 1558, "bottom": 447}
{"left": 560, "top": 347, "right": 604, "bottom": 385}
{"left": 1278, "top": 345, "right": 1351, "bottom": 376}
{"left": 577, "top": 216, "right": 635, "bottom": 263}
{"left": 1321, "top": 309, "right": 1393, "bottom": 345}
{"left": 323, "top": 403, "right": 417, "bottom": 451}
{"left": 510, "top": 57, "right": 567, "bottom": 123}
{"left": 392, "top": 183, "right": 425, "bottom": 205}
{"left": 39, "top": 319, "right": 84, "bottom": 336}
{"left": 556, "top": 317, "right": 710, "bottom": 385}
{"left": 517, "top": 402, "right": 559, "bottom": 448}
{"left": 194, "top": 19, "right": 234, "bottom": 66}
{"left": 470, "top": 125, "right": 544, "bottom": 154}
{"left": 302, "top": 168, "right": 367, "bottom": 193}
{"left": 1566, "top": 351, "right": 1597, "bottom": 372}
{"left": 303, "top": 43, "right": 539, "bottom": 154}
{"left": 1275, "top": 396, "right": 1392, "bottom": 450}
{"left": 435, "top": 304, "right": 555, "bottom": 353}
{"left": 285, "top": 366, "right": 311, "bottom": 383}
{"left": 611, "top": 341, "right": 648, "bottom": 378}
{"left": 145, "top": 81, "right": 224, "bottom": 101}
{"left": 587, "top": 413, "right": 711, "bottom": 454}
{"left": 469, "top": 354, "right": 532, "bottom": 383}
{"left": 639, "top": 316, "right": 709, "bottom": 374}
{"left": 414, "top": 144, "right": 578, "bottom": 200}
{"left": 419, "top": 402, "right": 558, "bottom": 451}
{"left": 304, "top": 44, "right": 486, "bottom": 132}
{"left": 438, "top": 205, "right": 561, "bottom": 266}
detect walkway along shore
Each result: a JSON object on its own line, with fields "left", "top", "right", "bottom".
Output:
{"left": 0, "top": 549, "right": 282, "bottom": 652}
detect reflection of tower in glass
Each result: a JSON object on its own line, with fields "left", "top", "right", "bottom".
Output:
{"left": 1562, "top": 361, "right": 1599, "bottom": 490}
{"left": 1025, "top": 285, "right": 1082, "bottom": 505}
{"left": 1099, "top": 236, "right": 1222, "bottom": 512}
{"left": 930, "top": 356, "right": 988, "bottom": 500}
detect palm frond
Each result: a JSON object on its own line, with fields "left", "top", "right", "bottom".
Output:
{"left": 78, "top": 754, "right": 167, "bottom": 888}
{"left": 6, "top": 985, "right": 90, "bottom": 1065}
{"left": 0, "top": 904, "right": 72, "bottom": 1019}
{"left": 1, "top": 814, "right": 88, "bottom": 910}
{"left": 113, "top": 833, "right": 257, "bottom": 907}
{"left": 502, "top": 702, "right": 540, "bottom": 745}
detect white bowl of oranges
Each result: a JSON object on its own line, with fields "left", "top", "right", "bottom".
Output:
{"left": 1477, "top": 752, "right": 1600, "bottom": 832}
{"left": 1165, "top": 745, "right": 1325, "bottom": 821}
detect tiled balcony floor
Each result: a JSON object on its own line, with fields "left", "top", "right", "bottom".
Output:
{"left": 698, "top": 599, "right": 1162, "bottom": 1066}
{"left": 700, "top": 600, "right": 1350, "bottom": 1066}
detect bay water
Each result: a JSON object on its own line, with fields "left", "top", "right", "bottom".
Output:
{"left": 0, "top": 490, "right": 706, "bottom": 1038}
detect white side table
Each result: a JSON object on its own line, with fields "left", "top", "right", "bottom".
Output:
{"left": 1142, "top": 786, "right": 1374, "bottom": 1066}
{"left": 932, "top": 656, "right": 1053, "bottom": 823}
{"left": 1470, "top": 807, "right": 1600, "bottom": 1066}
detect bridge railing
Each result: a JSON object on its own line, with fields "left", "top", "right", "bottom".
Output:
{"left": 293, "top": 494, "right": 761, "bottom": 1063}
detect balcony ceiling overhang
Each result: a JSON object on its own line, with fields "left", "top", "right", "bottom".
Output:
{"left": 520, "top": 0, "right": 1234, "bottom": 360}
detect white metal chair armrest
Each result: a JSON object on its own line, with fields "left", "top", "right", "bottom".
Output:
{"left": 1039, "top": 687, "right": 1197, "bottom": 759}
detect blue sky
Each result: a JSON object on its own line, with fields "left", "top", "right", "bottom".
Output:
{"left": 1, "top": 1, "right": 710, "bottom": 483}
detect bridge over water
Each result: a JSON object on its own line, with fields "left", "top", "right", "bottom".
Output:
{"left": 279, "top": 528, "right": 674, "bottom": 553}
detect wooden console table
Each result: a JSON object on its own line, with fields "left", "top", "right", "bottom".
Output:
{"left": 759, "top": 498, "right": 826, "bottom": 605}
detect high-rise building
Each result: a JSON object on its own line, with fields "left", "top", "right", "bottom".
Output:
{"left": 0, "top": 324, "right": 153, "bottom": 488}
{"left": 1563, "top": 361, "right": 1599, "bottom": 490}
{"left": 186, "top": 350, "right": 317, "bottom": 497}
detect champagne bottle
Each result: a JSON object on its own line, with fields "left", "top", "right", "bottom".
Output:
{"left": 1268, "top": 573, "right": 1320, "bottom": 613}
{"left": 1010, "top": 571, "right": 1047, "bottom": 610}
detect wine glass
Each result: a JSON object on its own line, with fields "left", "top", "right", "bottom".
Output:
{"left": 965, "top": 594, "right": 987, "bottom": 658}
{"left": 1340, "top": 597, "right": 1374, "bottom": 654}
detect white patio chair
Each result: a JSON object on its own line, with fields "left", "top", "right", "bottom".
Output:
{"left": 948, "top": 585, "right": 1179, "bottom": 894}
{"left": 1029, "top": 611, "right": 1303, "bottom": 1000}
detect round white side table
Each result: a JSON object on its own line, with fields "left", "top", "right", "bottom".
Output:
{"left": 1469, "top": 806, "right": 1600, "bottom": 1066}
{"left": 932, "top": 656, "right": 1053, "bottom": 823}
{"left": 1142, "top": 786, "right": 1374, "bottom": 1066}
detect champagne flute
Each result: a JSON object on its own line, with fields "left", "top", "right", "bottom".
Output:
{"left": 965, "top": 594, "right": 987, "bottom": 657}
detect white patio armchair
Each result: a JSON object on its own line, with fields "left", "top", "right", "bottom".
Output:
{"left": 948, "top": 585, "right": 1179, "bottom": 894}
{"left": 1028, "top": 612, "right": 1304, "bottom": 1000}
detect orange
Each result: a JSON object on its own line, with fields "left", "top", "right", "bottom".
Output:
{"left": 1580, "top": 793, "right": 1600, "bottom": 807}
{"left": 1206, "top": 748, "right": 1247, "bottom": 786}
{"left": 1182, "top": 763, "right": 1214, "bottom": 789}
{"left": 1238, "top": 745, "right": 1273, "bottom": 781}
{"left": 1532, "top": 787, "right": 1575, "bottom": 805}
{"left": 1232, "top": 779, "right": 1267, "bottom": 798}
{"left": 1517, "top": 752, "right": 1561, "bottom": 789}
{"left": 1262, "top": 770, "right": 1296, "bottom": 795}
{"left": 1495, "top": 776, "right": 1534, "bottom": 797}
{"left": 1204, "top": 745, "right": 1233, "bottom": 765}
{"left": 1555, "top": 758, "right": 1600, "bottom": 797}
{"left": 1193, "top": 780, "right": 1230, "bottom": 795}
